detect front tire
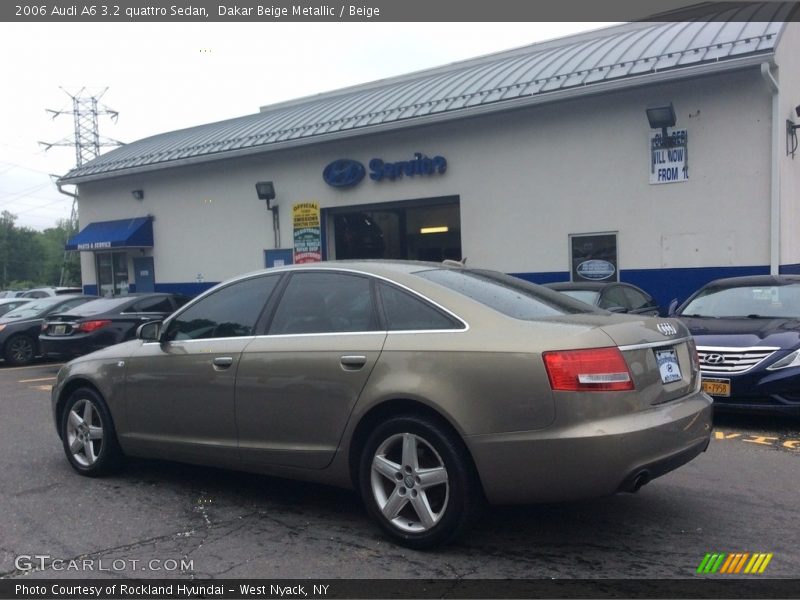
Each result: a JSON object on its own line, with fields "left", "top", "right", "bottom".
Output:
{"left": 4, "top": 334, "right": 36, "bottom": 366}
{"left": 60, "top": 387, "right": 123, "bottom": 476}
{"left": 358, "top": 414, "right": 481, "bottom": 549}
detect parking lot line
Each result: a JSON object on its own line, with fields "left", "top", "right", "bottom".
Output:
{"left": 2, "top": 363, "right": 63, "bottom": 372}
{"left": 18, "top": 376, "right": 56, "bottom": 383}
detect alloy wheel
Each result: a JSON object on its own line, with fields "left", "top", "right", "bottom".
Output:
{"left": 370, "top": 432, "right": 450, "bottom": 533}
{"left": 65, "top": 398, "right": 104, "bottom": 467}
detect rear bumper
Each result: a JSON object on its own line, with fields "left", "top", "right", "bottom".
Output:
{"left": 467, "top": 391, "right": 713, "bottom": 505}
{"left": 39, "top": 336, "right": 96, "bottom": 360}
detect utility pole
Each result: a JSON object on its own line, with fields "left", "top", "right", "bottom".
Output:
{"left": 40, "top": 87, "right": 122, "bottom": 285}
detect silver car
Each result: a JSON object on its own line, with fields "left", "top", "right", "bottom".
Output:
{"left": 52, "top": 261, "right": 712, "bottom": 548}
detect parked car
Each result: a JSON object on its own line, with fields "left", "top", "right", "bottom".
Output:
{"left": 675, "top": 274, "right": 800, "bottom": 416}
{"left": 0, "top": 298, "right": 32, "bottom": 318}
{"left": 21, "top": 286, "right": 83, "bottom": 298}
{"left": 40, "top": 293, "right": 190, "bottom": 360}
{"left": 544, "top": 281, "right": 662, "bottom": 316}
{"left": 0, "top": 295, "right": 94, "bottom": 365}
{"left": 0, "top": 290, "right": 25, "bottom": 299}
{"left": 52, "top": 261, "right": 711, "bottom": 548}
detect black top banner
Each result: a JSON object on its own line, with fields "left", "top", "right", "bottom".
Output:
{"left": 2, "top": 0, "right": 799, "bottom": 22}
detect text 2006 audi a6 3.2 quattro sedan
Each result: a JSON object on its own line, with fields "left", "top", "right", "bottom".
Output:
{"left": 52, "top": 261, "right": 712, "bottom": 548}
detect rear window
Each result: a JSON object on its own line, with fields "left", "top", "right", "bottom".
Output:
{"left": 415, "top": 269, "right": 594, "bottom": 320}
{"left": 63, "top": 298, "right": 130, "bottom": 316}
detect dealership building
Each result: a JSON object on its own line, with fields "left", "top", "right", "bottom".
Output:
{"left": 61, "top": 7, "right": 800, "bottom": 307}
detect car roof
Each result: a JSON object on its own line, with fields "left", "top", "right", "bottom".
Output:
{"left": 703, "top": 275, "right": 800, "bottom": 288}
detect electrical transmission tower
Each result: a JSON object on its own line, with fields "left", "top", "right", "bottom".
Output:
{"left": 40, "top": 87, "right": 122, "bottom": 285}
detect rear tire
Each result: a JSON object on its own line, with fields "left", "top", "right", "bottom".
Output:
{"left": 358, "top": 414, "right": 481, "bottom": 549}
{"left": 4, "top": 334, "right": 36, "bottom": 366}
{"left": 60, "top": 387, "right": 124, "bottom": 476}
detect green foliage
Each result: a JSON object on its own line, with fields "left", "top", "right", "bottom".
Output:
{"left": 0, "top": 211, "right": 81, "bottom": 289}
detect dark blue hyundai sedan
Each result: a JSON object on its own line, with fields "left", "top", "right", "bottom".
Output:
{"left": 675, "top": 275, "right": 800, "bottom": 416}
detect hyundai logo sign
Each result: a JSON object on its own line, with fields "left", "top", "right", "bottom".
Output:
{"left": 323, "top": 159, "right": 366, "bottom": 188}
{"left": 575, "top": 260, "right": 616, "bottom": 281}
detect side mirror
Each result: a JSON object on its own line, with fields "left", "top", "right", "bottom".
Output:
{"left": 137, "top": 320, "right": 162, "bottom": 342}
{"left": 667, "top": 299, "right": 679, "bottom": 317}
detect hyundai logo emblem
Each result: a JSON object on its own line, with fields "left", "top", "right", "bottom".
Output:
{"left": 656, "top": 322, "right": 678, "bottom": 336}
{"left": 705, "top": 353, "right": 725, "bottom": 365}
{"left": 323, "top": 159, "right": 366, "bottom": 188}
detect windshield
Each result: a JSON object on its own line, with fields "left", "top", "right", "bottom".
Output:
{"left": 63, "top": 297, "right": 130, "bottom": 316}
{"left": 415, "top": 268, "right": 595, "bottom": 320}
{"left": 680, "top": 283, "right": 800, "bottom": 318}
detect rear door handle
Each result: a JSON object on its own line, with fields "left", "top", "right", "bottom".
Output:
{"left": 213, "top": 356, "right": 234, "bottom": 369}
{"left": 340, "top": 355, "right": 367, "bottom": 370}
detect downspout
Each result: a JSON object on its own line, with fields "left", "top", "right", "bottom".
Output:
{"left": 55, "top": 180, "right": 79, "bottom": 287}
{"left": 760, "top": 63, "right": 780, "bottom": 276}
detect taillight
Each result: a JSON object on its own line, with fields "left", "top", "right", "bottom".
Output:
{"left": 76, "top": 320, "right": 111, "bottom": 333}
{"left": 543, "top": 347, "right": 634, "bottom": 392}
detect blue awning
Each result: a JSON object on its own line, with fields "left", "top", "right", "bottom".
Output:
{"left": 65, "top": 217, "right": 153, "bottom": 251}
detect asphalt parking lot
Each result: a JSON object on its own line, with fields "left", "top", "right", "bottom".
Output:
{"left": 1, "top": 361, "right": 799, "bottom": 583}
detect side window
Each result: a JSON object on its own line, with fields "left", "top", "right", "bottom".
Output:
{"left": 269, "top": 272, "right": 377, "bottom": 335}
{"left": 128, "top": 297, "right": 173, "bottom": 313}
{"left": 622, "top": 287, "right": 653, "bottom": 311}
{"left": 378, "top": 283, "right": 461, "bottom": 331}
{"left": 599, "top": 286, "right": 629, "bottom": 310}
{"left": 165, "top": 275, "right": 279, "bottom": 341}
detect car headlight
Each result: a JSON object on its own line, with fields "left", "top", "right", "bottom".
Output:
{"left": 767, "top": 350, "right": 800, "bottom": 371}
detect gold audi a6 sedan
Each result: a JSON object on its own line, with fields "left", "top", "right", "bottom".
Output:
{"left": 52, "top": 261, "right": 712, "bottom": 548}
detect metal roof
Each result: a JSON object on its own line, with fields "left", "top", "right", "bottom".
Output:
{"left": 60, "top": 3, "right": 792, "bottom": 184}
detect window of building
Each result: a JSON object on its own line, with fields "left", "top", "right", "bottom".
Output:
{"left": 96, "top": 252, "right": 130, "bottom": 297}
{"left": 570, "top": 233, "right": 619, "bottom": 283}
{"left": 328, "top": 197, "right": 461, "bottom": 263}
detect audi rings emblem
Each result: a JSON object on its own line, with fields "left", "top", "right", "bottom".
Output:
{"left": 657, "top": 322, "right": 678, "bottom": 336}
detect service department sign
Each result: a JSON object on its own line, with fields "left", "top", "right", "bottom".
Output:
{"left": 323, "top": 153, "right": 447, "bottom": 188}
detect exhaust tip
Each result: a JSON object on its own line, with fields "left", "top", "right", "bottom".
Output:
{"left": 623, "top": 470, "right": 651, "bottom": 493}
{"left": 631, "top": 471, "right": 650, "bottom": 492}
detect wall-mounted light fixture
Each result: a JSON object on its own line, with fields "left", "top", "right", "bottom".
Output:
{"left": 646, "top": 103, "right": 677, "bottom": 147}
{"left": 255, "top": 181, "right": 280, "bottom": 248}
{"left": 255, "top": 181, "right": 276, "bottom": 210}
{"left": 131, "top": 189, "right": 144, "bottom": 201}
{"left": 787, "top": 104, "right": 800, "bottom": 159}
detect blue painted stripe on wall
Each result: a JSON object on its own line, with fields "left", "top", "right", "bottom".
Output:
{"left": 104, "top": 263, "right": 797, "bottom": 307}
{"left": 83, "top": 285, "right": 98, "bottom": 296}
{"left": 512, "top": 265, "right": 773, "bottom": 309}
{"left": 780, "top": 263, "right": 800, "bottom": 275}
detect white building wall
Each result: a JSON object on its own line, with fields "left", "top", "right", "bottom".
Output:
{"left": 76, "top": 66, "right": 772, "bottom": 294}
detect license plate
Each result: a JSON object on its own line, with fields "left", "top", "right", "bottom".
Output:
{"left": 702, "top": 377, "right": 731, "bottom": 397}
{"left": 53, "top": 324, "right": 67, "bottom": 335}
{"left": 655, "top": 348, "right": 682, "bottom": 384}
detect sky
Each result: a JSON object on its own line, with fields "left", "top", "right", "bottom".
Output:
{"left": 0, "top": 22, "right": 613, "bottom": 230}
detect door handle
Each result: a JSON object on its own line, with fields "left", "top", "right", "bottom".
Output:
{"left": 340, "top": 355, "right": 367, "bottom": 370}
{"left": 212, "top": 356, "right": 234, "bottom": 369}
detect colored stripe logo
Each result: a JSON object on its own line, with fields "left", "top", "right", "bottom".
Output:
{"left": 697, "top": 553, "right": 773, "bottom": 574}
